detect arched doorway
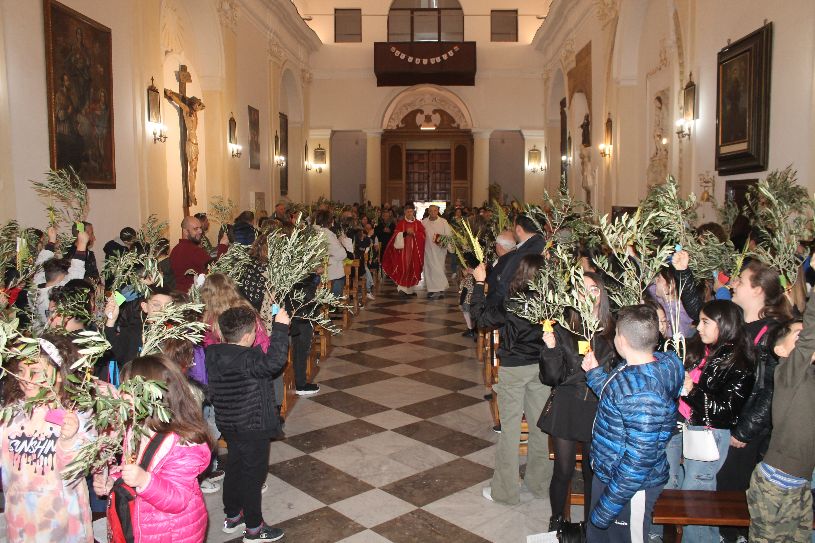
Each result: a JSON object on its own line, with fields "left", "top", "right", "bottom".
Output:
{"left": 380, "top": 85, "right": 474, "bottom": 206}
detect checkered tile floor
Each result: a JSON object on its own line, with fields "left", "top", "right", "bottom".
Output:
{"left": 205, "top": 282, "right": 555, "bottom": 543}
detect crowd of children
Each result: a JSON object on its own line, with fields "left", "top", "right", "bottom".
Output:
{"left": 0, "top": 175, "right": 814, "bottom": 543}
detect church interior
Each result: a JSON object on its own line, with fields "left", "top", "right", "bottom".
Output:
{"left": 1, "top": 1, "right": 815, "bottom": 542}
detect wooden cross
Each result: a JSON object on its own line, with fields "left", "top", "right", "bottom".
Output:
{"left": 164, "top": 64, "right": 204, "bottom": 215}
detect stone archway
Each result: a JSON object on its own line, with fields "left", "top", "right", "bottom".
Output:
{"left": 381, "top": 84, "right": 473, "bottom": 131}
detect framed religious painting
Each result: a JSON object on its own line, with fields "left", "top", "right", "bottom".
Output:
{"left": 715, "top": 23, "right": 773, "bottom": 175}
{"left": 248, "top": 106, "right": 261, "bottom": 170}
{"left": 43, "top": 0, "right": 116, "bottom": 188}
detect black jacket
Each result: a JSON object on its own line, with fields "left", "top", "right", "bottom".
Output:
{"left": 205, "top": 322, "right": 289, "bottom": 440}
{"left": 486, "top": 234, "right": 547, "bottom": 309}
{"left": 675, "top": 268, "right": 704, "bottom": 322}
{"left": 470, "top": 283, "right": 542, "bottom": 367}
{"left": 540, "top": 322, "right": 616, "bottom": 394}
{"left": 731, "top": 318, "right": 779, "bottom": 444}
{"left": 683, "top": 344, "right": 755, "bottom": 429}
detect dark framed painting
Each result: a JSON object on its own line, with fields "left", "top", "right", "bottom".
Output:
{"left": 715, "top": 23, "right": 772, "bottom": 175}
{"left": 44, "top": 0, "right": 115, "bottom": 188}
{"left": 248, "top": 105, "right": 260, "bottom": 170}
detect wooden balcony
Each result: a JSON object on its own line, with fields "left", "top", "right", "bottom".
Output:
{"left": 374, "top": 42, "right": 476, "bottom": 86}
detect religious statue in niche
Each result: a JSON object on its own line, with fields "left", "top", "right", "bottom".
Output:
{"left": 580, "top": 113, "right": 591, "bottom": 147}
{"left": 164, "top": 65, "right": 205, "bottom": 210}
{"left": 647, "top": 90, "right": 669, "bottom": 186}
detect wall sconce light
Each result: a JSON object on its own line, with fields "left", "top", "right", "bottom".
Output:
{"left": 227, "top": 113, "right": 242, "bottom": 158}
{"left": 313, "top": 144, "right": 326, "bottom": 173}
{"left": 274, "top": 131, "right": 286, "bottom": 167}
{"left": 527, "top": 145, "right": 543, "bottom": 173}
{"left": 146, "top": 77, "right": 167, "bottom": 143}
{"left": 676, "top": 72, "right": 697, "bottom": 139}
{"left": 305, "top": 142, "right": 312, "bottom": 171}
{"left": 599, "top": 113, "right": 613, "bottom": 158}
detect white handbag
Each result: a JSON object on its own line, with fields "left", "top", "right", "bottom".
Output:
{"left": 682, "top": 395, "right": 720, "bottom": 462}
{"left": 393, "top": 232, "right": 405, "bottom": 250}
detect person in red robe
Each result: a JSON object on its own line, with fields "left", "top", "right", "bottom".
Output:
{"left": 382, "top": 203, "right": 426, "bottom": 296}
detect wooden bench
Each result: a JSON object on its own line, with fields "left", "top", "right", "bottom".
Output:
{"left": 653, "top": 490, "right": 752, "bottom": 543}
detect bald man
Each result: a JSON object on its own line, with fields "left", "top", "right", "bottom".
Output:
{"left": 169, "top": 216, "right": 227, "bottom": 291}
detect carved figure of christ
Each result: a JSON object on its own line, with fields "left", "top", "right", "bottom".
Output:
{"left": 164, "top": 65, "right": 205, "bottom": 211}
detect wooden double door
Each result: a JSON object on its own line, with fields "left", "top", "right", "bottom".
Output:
{"left": 381, "top": 131, "right": 473, "bottom": 206}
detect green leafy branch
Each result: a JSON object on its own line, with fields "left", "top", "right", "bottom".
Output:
{"left": 31, "top": 167, "right": 88, "bottom": 228}
{"left": 140, "top": 302, "right": 207, "bottom": 356}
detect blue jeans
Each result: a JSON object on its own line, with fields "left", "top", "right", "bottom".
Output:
{"left": 365, "top": 269, "right": 373, "bottom": 292}
{"left": 681, "top": 426, "right": 731, "bottom": 543}
{"left": 331, "top": 277, "right": 345, "bottom": 298}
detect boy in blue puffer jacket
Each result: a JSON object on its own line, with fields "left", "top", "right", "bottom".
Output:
{"left": 582, "top": 304, "right": 684, "bottom": 543}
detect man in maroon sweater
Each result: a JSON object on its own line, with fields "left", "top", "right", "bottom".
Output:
{"left": 170, "top": 216, "right": 227, "bottom": 291}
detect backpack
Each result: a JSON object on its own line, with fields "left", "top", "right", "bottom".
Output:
{"left": 107, "top": 432, "right": 169, "bottom": 543}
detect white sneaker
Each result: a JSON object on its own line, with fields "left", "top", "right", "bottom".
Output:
{"left": 482, "top": 486, "right": 494, "bottom": 502}
{"left": 366, "top": 292, "right": 375, "bottom": 301}
{"left": 200, "top": 478, "right": 221, "bottom": 494}
{"left": 261, "top": 482, "right": 268, "bottom": 494}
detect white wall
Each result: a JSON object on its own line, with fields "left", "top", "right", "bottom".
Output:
{"left": 489, "top": 130, "right": 525, "bottom": 201}
{"left": 330, "top": 130, "right": 366, "bottom": 203}
{"left": 1, "top": 0, "right": 146, "bottom": 259}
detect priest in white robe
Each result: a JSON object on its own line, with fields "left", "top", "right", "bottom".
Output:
{"left": 422, "top": 205, "right": 452, "bottom": 299}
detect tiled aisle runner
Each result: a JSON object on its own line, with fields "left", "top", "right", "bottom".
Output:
{"left": 207, "top": 283, "right": 554, "bottom": 543}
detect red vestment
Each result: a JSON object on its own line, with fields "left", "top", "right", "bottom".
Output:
{"left": 382, "top": 218, "right": 426, "bottom": 287}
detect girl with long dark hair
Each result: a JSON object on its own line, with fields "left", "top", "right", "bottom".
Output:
{"left": 539, "top": 271, "right": 616, "bottom": 530}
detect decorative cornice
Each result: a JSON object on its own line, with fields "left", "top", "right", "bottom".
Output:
{"left": 309, "top": 129, "right": 332, "bottom": 139}
{"left": 241, "top": 0, "right": 321, "bottom": 54}
{"left": 594, "top": 0, "right": 619, "bottom": 27}
{"left": 217, "top": 0, "right": 239, "bottom": 32}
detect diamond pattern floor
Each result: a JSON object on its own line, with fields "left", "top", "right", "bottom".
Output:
{"left": 202, "top": 280, "right": 555, "bottom": 543}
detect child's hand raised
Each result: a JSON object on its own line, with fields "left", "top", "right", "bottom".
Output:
{"left": 121, "top": 464, "right": 150, "bottom": 489}
{"left": 581, "top": 351, "right": 599, "bottom": 372}
{"left": 274, "top": 307, "right": 291, "bottom": 325}
{"left": 60, "top": 411, "right": 80, "bottom": 441}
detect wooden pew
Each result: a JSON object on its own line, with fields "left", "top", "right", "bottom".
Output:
{"left": 653, "top": 490, "right": 750, "bottom": 543}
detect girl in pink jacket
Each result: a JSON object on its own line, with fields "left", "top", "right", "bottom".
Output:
{"left": 94, "top": 355, "right": 214, "bottom": 543}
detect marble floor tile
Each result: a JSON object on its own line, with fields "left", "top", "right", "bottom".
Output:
{"left": 436, "top": 331, "right": 482, "bottom": 347}
{"left": 391, "top": 420, "right": 493, "bottom": 456}
{"left": 309, "top": 390, "right": 391, "bottom": 418}
{"left": 311, "top": 431, "right": 456, "bottom": 487}
{"left": 285, "top": 419, "right": 387, "bottom": 454}
{"left": 397, "top": 392, "right": 483, "bottom": 419}
{"left": 379, "top": 363, "right": 426, "bottom": 376}
{"left": 411, "top": 327, "right": 458, "bottom": 339}
{"left": 271, "top": 507, "right": 367, "bottom": 543}
{"left": 376, "top": 319, "right": 437, "bottom": 334}
{"left": 364, "top": 343, "right": 449, "bottom": 363}
{"left": 328, "top": 345, "right": 356, "bottom": 357}
{"left": 404, "top": 370, "right": 479, "bottom": 391}
{"left": 391, "top": 334, "right": 425, "bottom": 342}
{"left": 267, "top": 440, "right": 306, "bottom": 464}
{"left": 407, "top": 338, "right": 468, "bottom": 353}
{"left": 463, "top": 444, "right": 498, "bottom": 468}
{"left": 380, "top": 458, "right": 493, "bottom": 507}
{"left": 428, "top": 401, "right": 500, "bottom": 441}
{"left": 269, "top": 455, "right": 374, "bottom": 504}
{"left": 339, "top": 352, "right": 401, "bottom": 369}
{"left": 330, "top": 489, "right": 417, "bottom": 528}
{"left": 320, "top": 369, "right": 397, "bottom": 390}
{"left": 341, "top": 338, "right": 399, "bottom": 351}
{"left": 361, "top": 409, "right": 423, "bottom": 430}
{"left": 355, "top": 326, "right": 406, "bottom": 338}
{"left": 337, "top": 529, "right": 394, "bottom": 543}
{"left": 345, "top": 377, "right": 450, "bottom": 409}
{"left": 372, "top": 509, "right": 489, "bottom": 543}
{"left": 406, "top": 352, "right": 470, "bottom": 369}
{"left": 281, "top": 398, "right": 355, "bottom": 437}
{"left": 331, "top": 331, "right": 384, "bottom": 347}
{"left": 317, "top": 358, "right": 375, "bottom": 377}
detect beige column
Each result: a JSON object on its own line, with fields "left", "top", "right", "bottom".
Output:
{"left": 365, "top": 129, "right": 382, "bottom": 205}
{"left": 521, "top": 129, "right": 547, "bottom": 204}
{"left": 472, "top": 129, "right": 491, "bottom": 206}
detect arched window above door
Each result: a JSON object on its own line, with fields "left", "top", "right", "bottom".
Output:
{"left": 388, "top": 0, "right": 463, "bottom": 43}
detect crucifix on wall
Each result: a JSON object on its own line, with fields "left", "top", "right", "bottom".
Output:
{"left": 164, "top": 64, "right": 205, "bottom": 214}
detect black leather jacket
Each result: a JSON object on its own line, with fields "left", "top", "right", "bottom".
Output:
{"left": 731, "top": 319, "right": 778, "bottom": 443}
{"left": 683, "top": 344, "right": 755, "bottom": 429}
{"left": 540, "top": 322, "right": 617, "bottom": 397}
